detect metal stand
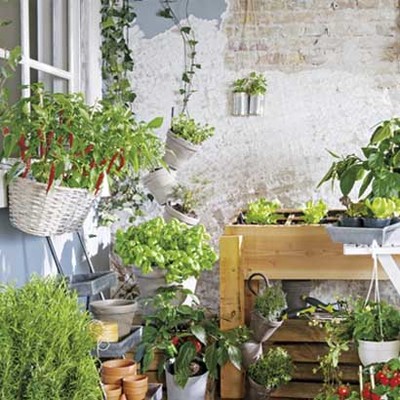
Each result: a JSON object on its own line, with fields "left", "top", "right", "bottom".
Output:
{"left": 343, "top": 240, "right": 400, "bottom": 296}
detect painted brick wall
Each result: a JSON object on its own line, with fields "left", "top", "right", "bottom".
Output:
{"left": 130, "top": 0, "right": 400, "bottom": 311}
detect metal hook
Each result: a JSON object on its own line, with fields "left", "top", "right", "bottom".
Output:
{"left": 247, "top": 272, "right": 271, "bottom": 296}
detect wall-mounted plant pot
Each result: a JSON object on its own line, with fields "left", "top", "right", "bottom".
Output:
{"left": 142, "top": 167, "right": 176, "bottom": 205}
{"left": 163, "top": 202, "right": 200, "bottom": 226}
{"left": 241, "top": 341, "right": 263, "bottom": 370}
{"left": 232, "top": 92, "right": 249, "bottom": 116}
{"left": 163, "top": 130, "right": 199, "bottom": 170}
{"left": 358, "top": 339, "right": 400, "bottom": 366}
{"left": 362, "top": 217, "right": 391, "bottom": 229}
{"left": 339, "top": 216, "right": 363, "bottom": 227}
{"left": 249, "top": 95, "right": 265, "bottom": 116}
{"left": 250, "top": 311, "right": 283, "bottom": 343}
{"left": 0, "top": 169, "right": 8, "bottom": 208}
{"left": 246, "top": 377, "right": 274, "bottom": 400}
{"left": 282, "top": 280, "right": 312, "bottom": 310}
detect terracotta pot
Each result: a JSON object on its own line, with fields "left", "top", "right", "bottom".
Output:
{"left": 250, "top": 311, "right": 283, "bottom": 343}
{"left": 104, "top": 384, "right": 122, "bottom": 400}
{"left": 123, "top": 375, "right": 148, "bottom": 400}
{"left": 120, "top": 395, "right": 127, "bottom": 400}
{"left": 101, "top": 359, "right": 137, "bottom": 385}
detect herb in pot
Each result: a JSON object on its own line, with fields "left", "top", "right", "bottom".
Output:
{"left": 171, "top": 114, "right": 215, "bottom": 145}
{"left": 244, "top": 198, "right": 281, "bottom": 225}
{"left": 302, "top": 199, "right": 328, "bottom": 224}
{"left": 247, "top": 72, "right": 268, "bottom": 96}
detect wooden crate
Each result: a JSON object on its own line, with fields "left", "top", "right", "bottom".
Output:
{"left": 219, "top": 222, "right": 392, "bottom": 399}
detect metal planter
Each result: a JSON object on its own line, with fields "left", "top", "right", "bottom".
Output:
{"left": 249, "top": 95, "right": 265, "bottom": 116}
{"left": 233, "top": 92, "right": 249, "bottom": 116}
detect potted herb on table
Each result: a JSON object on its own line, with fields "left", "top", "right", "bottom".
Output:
{"left": 163, "top": 114, "right": 215, "bottom": 170}
{"left": 363, "top": 197, "right": 397, "bottom": 228}
{"left": 232, "top": 77, "right": 249, "bottom": 116}
{"left": 247, "top": 72, "right": 267, "bottom": 116}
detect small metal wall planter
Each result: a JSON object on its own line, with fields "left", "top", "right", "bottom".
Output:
{"left": 232, "top": 92, "right": 249, "bottom": 116}
{"left": 249, "top": 94, "right": 265, "bottom": 116}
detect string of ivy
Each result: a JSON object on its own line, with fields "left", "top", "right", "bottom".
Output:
{"left": 100, "top": 0, "right": 136, "bottom": 105}
{"left": 158, "top": 0, "right": 201, "bottom": 114}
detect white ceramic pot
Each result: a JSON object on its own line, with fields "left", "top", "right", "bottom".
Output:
{"left": 249, "top": 95, "right": 265, "bottom": 116}
{"left": 232, "top": 92, "right": 249, "bottom": 116}
{"left": 163, "top": 202, "right": 200, "bottom": 226}
{"left": 163, "top": 130, "right": 199, "bottom": 170}
{"left": 358, "top": 339, "right": 400, "bottom": 366}
{"left": 0, "top": 169, "right": 8, "bottom": 208}
{"left": 142, "top": 168, "right": 176, "bottom": 205}
{"left": 166, "top": 363, "right": 209, "bottom": 400}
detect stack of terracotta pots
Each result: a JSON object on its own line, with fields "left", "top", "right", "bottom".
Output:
{"left": 101, "top": 359, "right": 149, "bottom": 400}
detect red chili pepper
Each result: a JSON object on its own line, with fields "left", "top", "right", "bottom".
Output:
{"left": 37, "top": 129, "right": 46, "bottom": 157}
{"left": 46, "top": 131, "right": 55, "bottom": 153}
{"left": 100, "top": 159, "right": 107, "bottom": 167}
{"left": 57, "top": 136, "right": 64, "bottom": 145}
{"left": 94, "top": 172, "right": 105, "bottom": 195}
{"left": 117, "top": 154, "right": 126, "bottom": 172}
{"left": 21, "top": 158, "right": 31, "bottom": 178}
{"left": 18, "top": 134, "right": 27, "bottom": 161}
{"left": 46, "top": 163, "right": 56, "bottom": 193}
{"left": 2, "top": 127, "right": 10, "bottom": 136}
{"left": 89, "top": 160, "right": 96, "bottom": 170}
{"left": 107, "top": 152, "right": 119, "bottom": 174}
{"left": 68, "top": 133, "right": 74, "bottom": 148}
{"left": 84, "top": 144, "right": 94, "bottom": 155}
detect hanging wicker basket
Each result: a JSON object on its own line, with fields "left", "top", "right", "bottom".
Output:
{"left": 8, "top": 178, "right": 96, "bottom": 237}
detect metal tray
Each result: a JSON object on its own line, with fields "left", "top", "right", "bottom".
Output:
{"left": 67, "top": 271, "right": 117, "bottom": 297}
{"left": 93, "top": 326, "right": 143, "bottom": 358}
{"left": 326, "top": 222, "right": 400, "bottom": 246}
{"left": 147, "top": 383, "right": 163, "bottom": 400}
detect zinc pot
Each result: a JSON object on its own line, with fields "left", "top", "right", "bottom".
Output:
{"left": 362, "top": 218, "right": 392, "bottom": 229}
{"left": 232, "top": 92, "right": 249, "bottom": 116}
{"left": 250, "top": 311, "right": 283, "bottom": 343}
{"left": 166, "top": 362, "right": 209, "bottom": 400}
{"left": 241, "top": 341, "right": 263, "bottom": 370}
{"left": 281, "top": 280, "right": 312, "bottom": 310}
{"left": 340, "top": 216, "right": 363, "bottom": 227}
{"left": 0, "top": 169, "right": 7, "bottom": 208}
{"left": 246, "top": 377, "right": 273, "bottom": 400}
{"left": 357, "top": 339, "right": 400, "bottom": 366}
{"left": 101, "top": 359, "right": 137, "bottom": 385}
{"left": 90, "top": 299, "right": 137, "bottom": 339}
{"left": 249, "top": 95, "right": 265, "bottom": 116}
{"left": 163, "top": 202, "right": 200, "bottom": 226}
{"left": 163, "top": 130, "right": 199, "bottom": 170}
{"left": 123, "top": 375, "right": 149, "bottom": 400}
{"left": 142, "top": 168, "right": 176, "bottom": 205}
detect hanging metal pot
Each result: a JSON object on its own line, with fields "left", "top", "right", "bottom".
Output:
{"left": 233, "top": 92, "right": 249, "bottom": 116}
{"left": 249, "top": 95, "right": 265, "bottom": 116}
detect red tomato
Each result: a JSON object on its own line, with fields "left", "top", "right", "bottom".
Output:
{"left": 171, "top": 336, "right": 180, "bottom": 346}
{"left": 187, "top": 336, "right": 202, "bottom": 353}
{"left": 362, "top": 382, "right": 372, "bottom": 399}
{"left": 390, "top": 376, "right": 400, "bottom": 387}
{"left": 379, "top": 375, "right": 389, "bottom": 386}
{"left": 336, "top": 385, "right": 350, "bottom": 397}
{"left": 370, "top": 393, "right": 381, "bottom": 400}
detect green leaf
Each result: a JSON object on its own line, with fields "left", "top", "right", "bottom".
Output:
{"left": 227, "top": 345, "right": 242, "bottom": 371}
{"left": 190, "top": 325, "right": 207, "bottom": 345}
{"left": 180, "top": 26, "right": 191, "bottom": 34}
{"left": 370, "top": 121, "right": 392, "bottom": 144}
{"left": 147, "top": 117, "right": 163, "bottom": 129}
{"left": 339, "top": 165, "right": 362, "bottom": 196}
{"left": 205, "top": 343, "right": 218, "bottom": 379}
{"left": 358, "top": 171, "right": 373, "bottom": 197}
{"left": 182, "top": 73, "right": 190, "bottom": 83}
{"left": 142, "top": 349, "right": 155, "bottom": 372}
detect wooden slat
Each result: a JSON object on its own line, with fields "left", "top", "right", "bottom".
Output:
{"left": 269, "top": 319, "right": 326, "bottom": 343}
{"left": 293, "top": 363, "right": 359, "bottom": 382}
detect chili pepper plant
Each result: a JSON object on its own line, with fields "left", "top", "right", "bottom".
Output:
{"left": 0, "top": 83, "right": 164, "bottom": 194}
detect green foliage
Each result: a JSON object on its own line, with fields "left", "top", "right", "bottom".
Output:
{"left": 135, "top": 290, "right": 250, "bottom": 388}
{"left": 365, "top": 197, "right": 396, "bottom": 219}
{"left": 171, "top": 184, "right": 201, "bottom": 215}
{"left": 244, "top": 198, "right": 281, "bottom": 225}
{"left": 254, "top": 285, "right": 287, "bottom": 321}
{"left": 0, "top": 276, "right": 101, "bottom": 400}
{"left": 247, "top": 72, "right": 268, "bottom": 96}
{"left": 247, "top": 347, "right": 293, "bottom": 389}
{"left": 345, "top": 200, "right": 367, "bottom": 218}
{"left": 302, "top": 199, "right": 328, "bottom": 224}
{"left": 171, "top": 114, "right": 215, "bottom": 145}
{"left": 232, "top": 78, "right": 249, "bottom": 93}
{"left": 319, "top": 118, "right": 400, "bottom": 199}
{"left": 114, "top": 217, "right": 218, "bottom": 283}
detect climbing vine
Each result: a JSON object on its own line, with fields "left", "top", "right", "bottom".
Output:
{"left": 158, "top": 0, "right": 201, "bottom": 113}
{"left": 100, "top": 0, "right": 136, "bottom": 105}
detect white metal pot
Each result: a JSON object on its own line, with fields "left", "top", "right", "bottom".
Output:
{"left": 232, "top": 92, "right": 249, "bottom": 116}
{"left": 166, "top": 363, "right": 209, "bottom": 400}
{"left": 358, "top": 339, "right": 400, "bottom": 366}
{"left": 163, "top": 130, "right": 199, "bottom": 170}
{"left": 0, "top": 169, "right": 8, "bottom": 208}
{"left": 142, "top": 168, "right": 176, "bottom": 205}
{"left": 163, "top": 202, "right": 200, "bottom": 226}
{"left": 249, "top": 95, "right": 265, "bottom": 116}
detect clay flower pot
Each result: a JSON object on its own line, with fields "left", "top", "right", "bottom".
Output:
{"left": 103, "top": 384, "right": 122, "bottom": 400}
{"left": 123, "top": 375, "right": 149, "bottom": 400}
{"left": 101, "top": 359, "right": 137, "bottom": 385}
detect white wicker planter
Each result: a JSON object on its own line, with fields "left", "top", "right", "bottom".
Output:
{"left": 8, "top": 178, "right": 96, "bottom": 236}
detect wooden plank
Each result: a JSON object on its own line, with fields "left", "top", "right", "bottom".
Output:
{"left": 269, "top": 319, "right": 326, "bottom": 343}
{"left": 293, "top": 363, "right": 359, "bottom": 382}
{"left": 220, "top": 235, "right": 245, "bottom": 399}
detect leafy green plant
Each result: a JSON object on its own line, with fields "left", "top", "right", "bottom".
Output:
{"left": 247, "top": 347, "right": 293, "bottom": 389}
{"left": 247, "top": 72, "right": 268, "bottom": 96}
{"left": 233, "top": 77, "right": 249, "bottom": 93}
{"left": 135, "top": 289, "right": 249, "bottom": 388}
{"left": 171, "top": 114, "right": 215, "bottom": 145}
{"left": 254, "top": 285, "right": 287, "bottom": 321}
{"left": 244, "top": 198, "right": 281, "bottom": 225}
{"left": 0, "top": 276, "right": 101, "bottom": 399}
{"left": 170, "top": 184, "right": 201, "bottom": 215}
{"left": 344, "top": 200, "right": 367, "bottom": 218}
{"left": 114, "top": 217, "right": 218, "bottom": 283}
{"left": 302, "top": 199, "right": 328, "bottom": 224}
{"left": 365, "top": 197, "right": 396, "bottom": 219}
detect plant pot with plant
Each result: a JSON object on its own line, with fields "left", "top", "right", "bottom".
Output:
{"left": 339, "top": 198, "right": 366, "bottom": 227}
{"left": 247, "top": 72, "right": 267, "bottom": 116}
{"left": 163, "top": 114, "right": 215, "bottom": 170}
{"left": 302, "top": 199, "right": 328, "bottom": 224}
{"left": 241, "top": 198, "right": 281, "bottom": 225}
{"left": 135, "top": 290, "right": 249, "bottom": 400}
{"left": 232, "top": 77, "right": 249, "bottom": 116}
{"left": 142, "top": 166, "right": 176, "bottom": 205}
{"left": 164, "top": 184, "right": 200, "bottom": 226}
{"left": 246, "top": 347, "right": 293, "bottom": 400}
{"left": 363, "top": 197, "right": 396, "bottom": 228}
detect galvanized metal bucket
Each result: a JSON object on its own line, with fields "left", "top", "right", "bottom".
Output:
{"left": 233, "top": 92, "right": 249, "bottom": 116}
{"left": 249, "top": 95, "right": 265, "bottom": 116}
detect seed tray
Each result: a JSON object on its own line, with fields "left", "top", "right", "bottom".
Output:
{"left": 67, "top": 271, "right": 117, "bottom": 297}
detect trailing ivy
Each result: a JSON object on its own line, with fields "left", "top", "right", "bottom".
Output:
{"left": 100, "top": 0, "right": 136, "bottom": 105}
{"left": 158, "top": 0, "right": 201, "bottom": 113}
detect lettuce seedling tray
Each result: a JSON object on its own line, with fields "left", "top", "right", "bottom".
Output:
{"left": 67, "top": 271, "right": 117, "bottom": 297}
{"left": 326, "top": 222, "right": 400, "bottom": 246}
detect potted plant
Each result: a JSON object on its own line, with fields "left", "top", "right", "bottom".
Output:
{"left": 164, "top": 184, "right": 201, "bottom": 226}
{"left": 246, "top": 347, "right": 293, "bottom": 400}
{"left": 232, "top": 77, "right": 249, "bottom": 116}
{"left": 363, "top": 197, "right": 397, "bottom": 228}
{"left": 302, "top": 199, "right": 328, "bottom": 224}
{"left": 0, "top": 276, "right": 102, "bottom": 399}
{"left": 0, "top": 84, "right": 164, "bottom": 236}
{"left": 135, "top": 290, "right": 249, "bottom": 400}
{"left": 142, "top": 165, "right": 176, "bottom": 205}
{"left": 339, "top": 198, "right": 366, "bottom": 227}
{"left": 163, "top": 114, "right": 215, "bottom": 170}
{"left": 247, "top": 72, "right": 267, "bottom": 116}
{"left": 242, "top": 198, "right": 281, "bottom": 225}
{"left": 114, "top": 217, "right": 217, "bottom": 300}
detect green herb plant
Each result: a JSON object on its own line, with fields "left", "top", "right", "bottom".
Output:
{"left": 344, "top": 200, "right": 367, "bottom": 218}
{"left": 170, "top": 184, "right": 201, "bottom": 216}
{"left": 247, "top": 347, "right": 293, "bottom": 389}
{"left": 247, "top": 72, "right": 268, "bottom": 96}
{"left": 135, "top": 289, "right": 249, "bottom": 388}
{"left": 0, "top": 45, "right": 20, "bottom": 118}
{"left": 114, "top": 217, "right": 218, "bottom": 283}
{"left": 244, "top": 198, "right": 281, "bottom": 225}
{"left": 365, "top": 197, "right": 396, "bottom": 219}
{"left": 171, "top": 113, "right": 215, "bottom": 145}
{"left": 0, "top": 276, "right": 101, "bottom": 399}
{"left": 254, "top": 285, "right": 287, "bottom": 321}
{"left": 302, "top": 199, "right": 328, "bottom": 224}
{"left": 233, "top": 77, "right": 249, "bottom": 93}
